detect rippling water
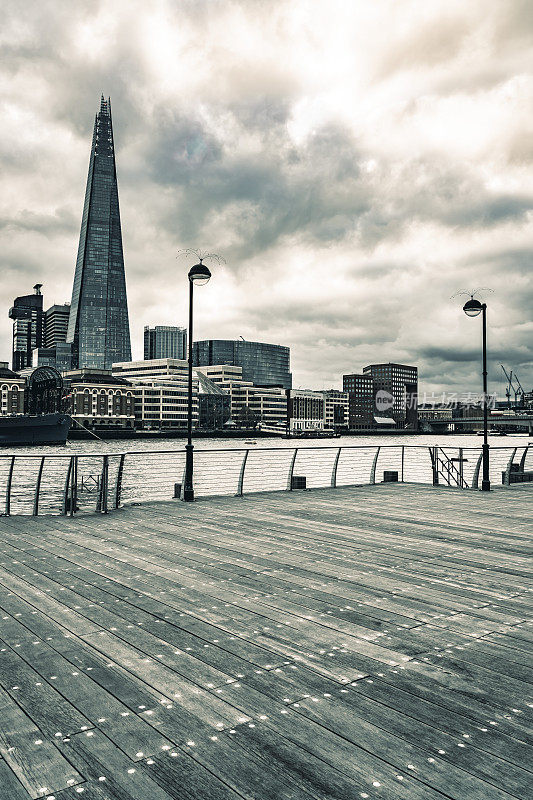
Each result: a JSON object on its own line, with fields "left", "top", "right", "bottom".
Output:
{"left": 3, "top": 430, "right": 530, "bottom": 456}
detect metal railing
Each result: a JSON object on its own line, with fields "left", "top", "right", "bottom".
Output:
{"left": 0, "top": 444, "right": 531, "bottom": 516}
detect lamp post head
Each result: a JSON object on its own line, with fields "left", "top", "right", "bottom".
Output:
{"left": 188, "top": 260, "right": 212, "bottom": 286}
{"left": 463, "top": 296, "right": 484, "bottom": 317}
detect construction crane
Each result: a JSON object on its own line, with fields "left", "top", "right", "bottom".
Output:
{"left": 501, "top": 365, "right": 525, "bottom": 408}
{"left": 501, "top": 365, "right": 513, "bottom": 408}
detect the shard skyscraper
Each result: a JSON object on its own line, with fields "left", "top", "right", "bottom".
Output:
{"left": 67, "top": 96, "right": 131, "bottom": 370}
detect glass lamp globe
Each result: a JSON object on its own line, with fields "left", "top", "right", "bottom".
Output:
{"left": 463, "top": 297, "right": 483, "bottom": 317}
{"left": 188, "top": 262, "right": 212, "bottom": 286}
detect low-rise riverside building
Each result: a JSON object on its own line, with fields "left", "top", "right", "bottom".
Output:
{"left": 286, "top": 389, "right": 349, "bottom": 433}
{"left": 323, "top": 390, "right": 349, "bottom": 431}
{"left": 418, "top": 404, "right": 454, "bottom": 421}
{"left": 287, "top": 389, "right": 325, "bottom": 432}
{"left": 0, "top": 362, "right": 26, "bottom": 415}
{"left": 62, "top": 369, "right": 135, "bottom": 429}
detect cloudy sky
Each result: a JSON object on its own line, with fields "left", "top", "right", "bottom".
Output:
{"left": 1, "top": 0, "right": 531, "bottom": 397}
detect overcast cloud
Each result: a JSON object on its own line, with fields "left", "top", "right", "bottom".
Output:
{"left": 1, "top": 0, "right": 531, "bottom": 395}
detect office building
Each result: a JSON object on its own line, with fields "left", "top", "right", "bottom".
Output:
{"left": 197, "top": 365, "right": 287, "bottom": 428}
{"left": 67, "top": 96, "right": 131, "bottom": 370}
{"left": 32, "top": 341, "right": 73, "bottom": 373}
{"left": 144, "top": 326, "right": 187, "bottom": 360}
{"left": 9, "top": 284, "right": 45, "bottom": 371}
{"left": 363, "top": 363, "right": 418, "bottom": 428}
{"left": 131, "top": 380, "right": 198, "bottom": 429}
{"left": 112, "top": 358, "right": 198, "bottom": 429}
{"left": 193, "top": 339, "right": 291, "bottom": 389}
{"left": 196, "top": 371, "right": 231, "bottom": 429}
{"left": 112, "top": 358, "right": 189, "bottom": 382}
{"left": 343, "top": 373, "right": 375, "bottom": 429}
{"left": 44, "top": 304, "right": 70, "bottom": 347}
{"left": 323, "top": 390, "right": 349, "bottom": 431}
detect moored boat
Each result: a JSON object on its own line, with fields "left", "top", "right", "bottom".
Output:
{"left": 0, "top": 413, "right": 71, "bottom": 446}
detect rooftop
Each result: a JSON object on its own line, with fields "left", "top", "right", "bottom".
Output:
{"left": 0, "top": 484, "right": 530, "bottom": 799}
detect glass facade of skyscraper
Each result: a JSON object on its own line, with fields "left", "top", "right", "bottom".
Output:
{"left": 67, "top": 97, "right": 131, "bottom": 370}
{"left": 144, "top": 326, "right": 187, "bottom": 360}
{"left": 193, "top": 339, "right": 291, "bottom": 389}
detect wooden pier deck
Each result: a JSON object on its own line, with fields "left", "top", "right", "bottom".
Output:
{"left": 0, "top": 484, "right": 531, "bottom": 800}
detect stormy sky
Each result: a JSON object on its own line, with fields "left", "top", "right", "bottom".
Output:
{"left": 1, "top": 0, "right": 532, "bottom": 397}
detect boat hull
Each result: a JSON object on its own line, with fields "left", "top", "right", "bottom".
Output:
{"left": 0, "top": 414, "right": 71, "bottom": 446}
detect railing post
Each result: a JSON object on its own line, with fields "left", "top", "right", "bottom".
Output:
{"left": 71, "top": 456, "right": 78, "bottom": 516}
{"left": 471, "top": 451, "right": 483, "bottom": 490}
{"left": 503, "top": 448, "right": 517, "bottom": 487}
{"left": 401, "top": 445, "right": 404, "bottom": 482}
{"left": 519, "top": 444, "right": 529, "bottom": 472}
{"left": 430, "top": 447, "right": 439, "bottom": 485}
{"left": 331, "top": 447, "right": 342, "bottom": 488}
{"left": 5, "top": 456, "right": 15, "bottom": 516}
{"left": 458, "top": 448, "right": 463, "bottom": 487}
{"left": 370, "top": 447, "right": 380, "bottom": 484}
{"left": 236, "top": 450, "right": 250, "bottom": 497}
{"left": 97, "top": 455, "right": 109, "bottom": 513}
{"left": 115, "top": 453, "right": 125, "bottom": 508}
{"left": 33, "top": 456, "right": 45, "bottom": 516}
{"left": 62, "top": 456, "right": 74, "bottom": 515}
{"left": 288, "top": 448, "right": 298, "bottom": 490}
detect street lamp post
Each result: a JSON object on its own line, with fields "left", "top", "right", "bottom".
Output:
{"left": 463, "top": 296, "right": 490, "bottom": 491}
{"left": 183, "top": 260, "right": 212, "bottom": 502}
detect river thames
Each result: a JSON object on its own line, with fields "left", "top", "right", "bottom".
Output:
{"left": 4, "top": 430, "right": 530, "bottom": 456}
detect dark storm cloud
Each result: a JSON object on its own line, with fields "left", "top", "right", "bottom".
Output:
{"left": 420, "top": 344, "right": 531, "bottom": 364}
{"left": 148, "top": 117, "right": 369, "bottom": 257}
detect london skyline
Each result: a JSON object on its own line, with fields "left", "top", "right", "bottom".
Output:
{"left": 0, "top": 1, "right": 531, "bottom": 395}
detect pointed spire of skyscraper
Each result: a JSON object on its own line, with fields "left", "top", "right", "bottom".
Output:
{"left": 67, "top": 96, "right": 131, "bottom": 370}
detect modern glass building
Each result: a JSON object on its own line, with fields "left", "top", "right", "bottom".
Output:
{"left": 193, "top": 339, "right": 291, "bottom": 389}
{"left": 67, "top": 96, "right": 131, "bottom": 370}
{"left": 144, "top": 326, "right": 187, "bottom": 360}
{"left": 9, "top": 284, "right": 45, "bottom": 371}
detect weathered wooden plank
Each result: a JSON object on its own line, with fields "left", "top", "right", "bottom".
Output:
{"left": 349, "top": 675, "right": 533, "bottom": 769}
{"left": 0, "top": 687, "right": 84, "bottom": 798}
{"left": 0, "top": 638, "right": 92, "bottom": 737}
{"left": 55, "top": 729, "right": 176, "bottom": 800}
{"left": 293, "top": 691, "right": 520, "bottom": 799}
{"left": 0, "top": 759, "right": 33, "bottom": 800}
